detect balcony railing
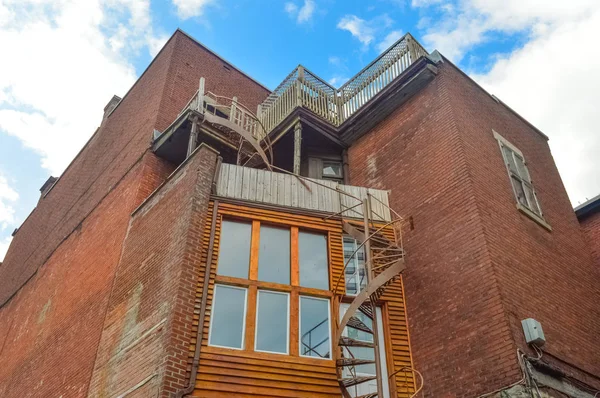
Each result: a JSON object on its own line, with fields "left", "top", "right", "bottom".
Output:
{"left": 175, "top": 33, "right": 427, "bottom": 142}
{"left": 256, "top": 33, "right": 428, "bottom": 137}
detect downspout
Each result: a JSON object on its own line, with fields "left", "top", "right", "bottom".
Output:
{"left": 175, "top": 157, "right": 222, "bottom": 398}
{"left": 342, "top": 149, "right": 350, "bottom": 185}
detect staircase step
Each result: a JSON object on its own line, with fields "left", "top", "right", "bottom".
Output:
{"left": 358, "top": 303, "right": 374, "bottom": 319}
{"left": 339, "top": 336, "right": 375, "bottom": 348}
{"left": 336, "top": 358, "right": 377, "bottom": 367}
{"left": 356, "top": 393, "right": 378, "bottom": 398}
{"left": 338, "top": 375, "right": 377, "bottom": 388}
{"left": 347, "top": 316, "right": 373, "bottom": 334}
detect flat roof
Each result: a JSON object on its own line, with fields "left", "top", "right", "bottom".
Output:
{"left": 574, "top": 193, "right": 600, "bottom": 219}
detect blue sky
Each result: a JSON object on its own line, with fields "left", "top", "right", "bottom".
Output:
{"left": 1, "top": 0, "right": 600, "bottom": 260}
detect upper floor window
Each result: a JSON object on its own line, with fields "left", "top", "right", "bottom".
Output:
{"left": 322, "top": 161, "right": 343, "bottom": 181}
{"left": 208, "top": 218, "right": 332, "bottom": 358}
{"left": 494, "top": 131, "right": 549, "bottom": 228}
{"left": 308, "top": 157, "right": 344, "bottom": 183}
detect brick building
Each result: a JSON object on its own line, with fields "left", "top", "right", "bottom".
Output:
{"left": 0, "top": 29, "right": 599, "bottom": 398}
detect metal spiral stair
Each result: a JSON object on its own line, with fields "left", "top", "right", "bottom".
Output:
{"left": 185, "top": 77, "right": 272, "bottom": 169}
{"left": 333, "top": 207, "right": 406, "bottom": 398}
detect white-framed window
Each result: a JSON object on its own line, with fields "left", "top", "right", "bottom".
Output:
{"left": 255, "top": 290, "right": 290, "bottom": 354}
{"left": 339, "top": 304, "right": 391, "bottom": 398}
{"left": 494, "top": 130, "right": 545, "bottom": 220}
{"left": 210, "top": 217, "right": 334, "bottom": 358}
{"left": 299, "top": 296, "right": 331, "bottom": 359}
{"left": 208, "top": 284, "right": 248, "bottom": 350}
{"left": 343, "top": 236, "right": 367, "bottom": 296}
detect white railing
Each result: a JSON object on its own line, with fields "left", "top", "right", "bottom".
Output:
{"left": 179, "top": 33, "right": 427, "bottom": 141}
{"left": 257, "top": 33, "right": 428, "bottom": 134}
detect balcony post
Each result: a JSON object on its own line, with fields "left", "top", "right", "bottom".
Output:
{"left": 230, "top": 96, "right": 238, "bottom": 125}
{"left": 406, "top": 34, "right": 417, "bottom": 63}
{"left": 293, "top": 121, "right": 302, "bottom": 175}
{"left": 296, "top": 66, "right": 305, "bottom": 107}
{"left": 198, "top": 77, "right": 205, "bottom": 113}
{"left": 187, "top": 116, "right": 198, "bottom": 157}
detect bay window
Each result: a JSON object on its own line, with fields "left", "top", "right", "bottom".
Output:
{"left": 208, "top": 218, "right": 332, "bottom": 358}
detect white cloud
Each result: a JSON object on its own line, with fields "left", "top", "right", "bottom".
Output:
{"left": 337, "top": 14, "right": 394, "bottom": 49}
{"left": 0, "top": 173, "right": 18, "bottom": 233}
{"left": 337, "top": 15, "right": 375, "bottom": 46}
{"left": 0, "top": 236, "right": 12, "bottom": 262}
{"left": 0, "top": 0, "right": 165, "bottom": 176}
{"left": 284, "top": 0, "right": 315, "bottom": 24}
{"left": 377, "top": 30, "right": 403, "bottom": 53}
{"left": 285, "top": 2, "right": 298, "bottom": 15}
{"left": 328, "top": 76, "right": 349, "bottom": 88}
{"left": 414, "top": 0, "right": 598, "bottom": 62}
{"left": 328, "top": 56, "right": 342, "bottom": 66}
{"left": 411, "top": 0, "right": 600, "bottom": 203}
{"left": 172, "top": 0, "right": 215, "bottom": 19}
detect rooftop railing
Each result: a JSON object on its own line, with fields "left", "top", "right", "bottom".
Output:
{"left": 256, "top": 33, "right": 428, "bottom": 137}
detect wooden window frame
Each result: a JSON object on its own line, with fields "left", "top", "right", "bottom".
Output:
{"left": 493, "top": 130, "right": 552, "bottom": 231}
{"left": 213, "top": 215, "right": 334, "bottom": 360}
{"left": 298, "top": 295, "right": 332, "bottom": 360}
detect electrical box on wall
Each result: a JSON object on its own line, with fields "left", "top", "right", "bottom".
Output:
{"left": 521, "top": 318, "right": 546, "bottom": 346}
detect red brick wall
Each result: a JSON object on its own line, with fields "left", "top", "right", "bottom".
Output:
{"left": 442, "top": 62, "right": 600, "bottom": 389}
{"left": 580, "top": 210, "right": 600, "bottom": 269}
{"left": 0, "top": 29, "right": 268, "bottom": 397}
{"left": 0, "top": 162, "right": 145, "bottom": 397}
{"left": 348, "top": 61, "right": 600, "bottom": 396}
{"left": 87, "top": 145, "right": 218, "bottom": 398}
{"left": 0, "top": 30, "right": 269, "bottom": 307}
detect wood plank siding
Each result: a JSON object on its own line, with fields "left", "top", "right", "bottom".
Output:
{"left": 215, "top": 163, "right": 392, "bottom": 222}
{"left": 188, "top": 201, "right": 415, "bottom": 397}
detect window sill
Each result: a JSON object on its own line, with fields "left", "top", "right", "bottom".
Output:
{"left": 516, "top": 203, "right": 552, "bottom": 232}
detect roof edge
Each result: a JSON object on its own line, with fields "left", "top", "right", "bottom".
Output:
{"left": 574, "top": 193, "right": 600, "bottom": 219}
{"left": 174, "top": 28, "right": 271, "bottom": 93}
{"left": 438, "top": 53, "right": 550, "bottom": 141}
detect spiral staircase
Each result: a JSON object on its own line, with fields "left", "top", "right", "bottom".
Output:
{"left": 331, "top": 203, "right": 406, "bottom": 398}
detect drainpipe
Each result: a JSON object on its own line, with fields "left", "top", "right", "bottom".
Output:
{"left": 342, "top": 149, "right": 350, "bottom": 185}
{"left": 175, "top": 198, "right": 220, "bottom": 398}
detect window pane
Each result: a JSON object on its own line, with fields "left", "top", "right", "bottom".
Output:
{"left": 511, "top": 176, "right": 528, "bottom": 207}
{"left": 209, "top": 285, "right": 247, "bottom": 349}
{"left": 299, "top": 232, "right": 329, "bottom": 290}
{"left": 345, "top": 275, "right": 358, "bottom": 295}
{"left": 217, "top": 220, "right": 251, "bottom": 278}
{"left": 255, "top": 291, "right": 289, "bottom": 354}
{"left": 524, "top": 184, "right": 541, "bottom": 215}
{"left": 258, "top": 225, "right": 290, "bottom": 284}
{"left": 300, "top": 297, "right": 331, "bottom": 358}
{"left": 343, "top": 237, "right": 366, "bottom": 296}
{"left": 514, "top": 154, "right": 531, "bottom": 182}
{"left": 322, "top": 162, "right": 343, "bottom": 178}
{"left": 502, "top": 145, "right": 518, "bottom": 173}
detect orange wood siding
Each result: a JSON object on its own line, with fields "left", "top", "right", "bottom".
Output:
{"left": 189, "top": 201, "right": 415, "bottom": 397}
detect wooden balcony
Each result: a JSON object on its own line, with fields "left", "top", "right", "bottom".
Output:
{"left": 257, "top": 33, "right": 428, "bottom": 138}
